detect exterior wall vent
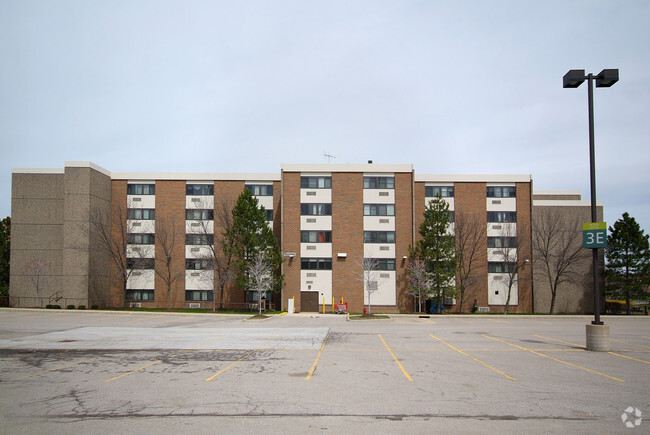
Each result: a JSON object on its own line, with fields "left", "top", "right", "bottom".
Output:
{"left": 306, "top": 191, "right": 316, "bottom": 196}
{"left": 189, "top": 303, "right": 201, "bottom": 309}
{"left": 478, "top": 306, "right": 490, "bottom": 313}
{"left": 379, "top": 246, "right": 390, "bottom": 251}
{"left": 379, "top": 192, "right": 389, "bottom": 196}
{"left": 306, "top": 218, "right": 317, "bottom": 223}
{"left": 379, "top": 219, "right": 390, "bottom": 224}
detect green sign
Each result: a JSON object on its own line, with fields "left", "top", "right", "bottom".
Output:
{"left": 582, "top": 222, "right": 607, "bottom": 249}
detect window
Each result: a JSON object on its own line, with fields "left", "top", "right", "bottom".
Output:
{"left": 487, "top": 186, "right": 516, "bottom": 198}
{"left": 185, "top": 259, "right": 213, "bottom": 270}
{"left": 364, "top": 231, "right": 395, "bottom": 243}
{"left": 127, "top": 209, "right": 155, "bottom": 220}
{"left": 127, "top": 184, "right": 155, "bottom": 195}
{"left": 186, "top": 209, "right": 214, "bottom": 220}
{"left": 186, "top": 234, "right": 214, "bottom": 245}
{"left": 126, "top": 290, "right": 155, "bottom": 301}
{"left": 448, "top": 211, "right": 455, "bottom": 223}
{"left": 127, "top": 233, "right": 155, "bottom": 244}
{"left": 245, "top": 184, "right": 273, "bottom": 196}
{"left": 364, "top": 204, "right": 395, "bottom": 216}
{"left": 127, "top": 258, "right": 155, "bottom": 269}
{"left": 365, "top": 258, "right": 396, "bottom": 271}
{"left": 185, "top": 290, "right": 214, "bottom": 301}
{"left": 363, "top": 176, "right": 395, "bottom": 189}
{"left": 488, "top": 262, "right": 515, "bottom": 273}
{"left": 186, "top": 184, "right": 214, "bottom": 196}
{"left": 301, "top": 176, "right": 331, "bottom": 189}
{"left": 425, "top": 186, "right": 454, "bottom": 197}
{"left": 266, "top": 209, "right": 274, "bottom": 221}
{"left": 301, "top": 231, "right": 332, "bottom": 243}
{"left": 301, "top": 258, "right": 332, "bottom": 270}
{"left": 487, "top": 237, "right": 517, "bottom": 248}
{"left": 487, "top": 211, "right": 517, "bottom": 223}
{"left": 301, "top": 203, "right": 332, "bottom": 216}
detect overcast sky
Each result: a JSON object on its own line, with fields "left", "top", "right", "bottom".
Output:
{"left": 1, "top": 1, "right": 649, "bottom": 232}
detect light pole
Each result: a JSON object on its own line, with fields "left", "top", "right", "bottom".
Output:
{"left": 563, "top": 68, "right": 618, "bottom": 346}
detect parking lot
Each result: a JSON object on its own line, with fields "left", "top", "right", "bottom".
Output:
{"left": 0, "top": 309, "right": 648, "bottom": 433}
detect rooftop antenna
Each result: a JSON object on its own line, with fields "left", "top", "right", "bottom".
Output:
{"left": 323, "top": 151, "right": 336, "bottom": 163}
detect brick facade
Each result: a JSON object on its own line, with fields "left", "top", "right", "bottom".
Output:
{"left": 12, "top": 162, "right": 556, "bottom": 314}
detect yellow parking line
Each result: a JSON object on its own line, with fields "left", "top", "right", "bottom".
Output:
{"left": 483, "top": 335, "right": 624, "bottom": 383}
{"left": 106, "top": 335, "right": 228, "bottom": 383}
{"left": 8, "top": 362, "right": 82, "bottom": 382}
{"left": 611, "top": 339, "right": 650, "bottom": 350}
{"left": 536, "top": 335, "right": 650, "bottom": 365}
{"left": 378, "top": 334, "right": 413, "bottom": 381}
{"left": 105, "top": 360, "right": 163, "bottom": 383}
{"left": 534, "top": 335, "right": 584, "bottom": 348}
{"left": 608, "top": 352, "right": 650, "bottom": 365}
{"left": 305, "top": 333, "right": 329, "bottom": 380}
{"left": 205, "top": 336, "right": 278, "bottom": 382}
{"left": 430, "top": 334, "right": 515, "bottom": 381}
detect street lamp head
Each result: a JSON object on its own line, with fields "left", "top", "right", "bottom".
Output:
{"left": 563, "top": 69, "right": 586, "bottom": 88}
{"left": 596, "top": 69, "right": 619, "bottom": 87}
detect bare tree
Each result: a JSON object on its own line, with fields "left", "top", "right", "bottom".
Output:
{"left": 495, "top": 224, "right": 531, "bottom": 314}
{"left": 407, "top": 257, "right": 431, "bottom": 313}
{"left": 247, "top": 250, "right": 273, "bottom": 315}
{"left": 24, "top": 259, "right": 52, "bottom": 307}
{"left": 454, "top": 211, "right": 487, "bottom": 313}
{"left": 89, "top": 204, "right": 134, "bottom": 306}
{"left": 189, "top": 198, "right": 235, "bottom": 311}
{"left": 356, "top": 256, "right": 380, "bottom": 314}
{"left": 533, "top": 209, "right": 590, "bottom": 314}
{"left": 154, "top": 215, "right": 184, "bottom": 309}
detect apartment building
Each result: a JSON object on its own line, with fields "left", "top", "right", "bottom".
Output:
{"left": 11, "top": 161, "right": 593, "bottom": 314}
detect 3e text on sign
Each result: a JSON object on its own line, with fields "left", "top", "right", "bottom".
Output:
{"left": 582, "top": 222, "right": 607, "bottom": 249}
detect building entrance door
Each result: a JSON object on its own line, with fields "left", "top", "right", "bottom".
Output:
{"left": 301, "top": 291, "right": 320, "bottom": 312}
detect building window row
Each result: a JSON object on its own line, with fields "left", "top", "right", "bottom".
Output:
{"left": 186, "top": 234, "right": 214, "bottom": 245}
{"left": 487, "top": 237, "right": 517, "bottom": 248}
{"left": 301, "top": 203, "right": 332, "bottom": 216}
{"left": 186, "top": 209, "right": 214, "bottom": 220}
{"left": 363, "top": 176, "right": 395, "bottom": 189}
{"left": 301, "top": 231, "right": 332, "bottom": 243}
{"left": 127, "top": 208, "right": 155, "bottom": 220}
{"left": 425, "top": 186, "right": 454, "bottom": 197}
{"left": 364, "top": 204, "right": 395, "bottom": 216}
{"left": 487, "top": 211, "right": 517, "bottom": 223}
{"left": 126, "top": 290, "right": 155, "bottom": 301}
{"left": 246, "top": 184, "right": 273, "bottom": 196}
{"left": 488, "top": 262, "right": 515, "bottom": 273}
{"left": 127, "top": 258, "right": 155, "bottom": 269}
{"left": 186, "top": 184, "right": 214, "bottom": 196}
{"left": 186, "top": 290, "right": 213, "bottom": 301}
{"left": 186, "top": 259, "right": 213, "bottom": 270}
{"left": 487, "top": 186, "right": 516, "bottom": 198}
{"left": 363, "top": 231, "right": 395, "bottom": 243}
{"left": 128, "top": 184, "right": 155, "bottom": 195}
{"left": 301, "top": 176, "right": 332, "bottom": 189}
{"left": 365, "top": 258, "right": 396, "bottom": 271}
{"left": 301, "top": 258, "right": 332, "bottom": 270}
{"left": 127, "top": 233, "right": 155, "bottom": 244}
